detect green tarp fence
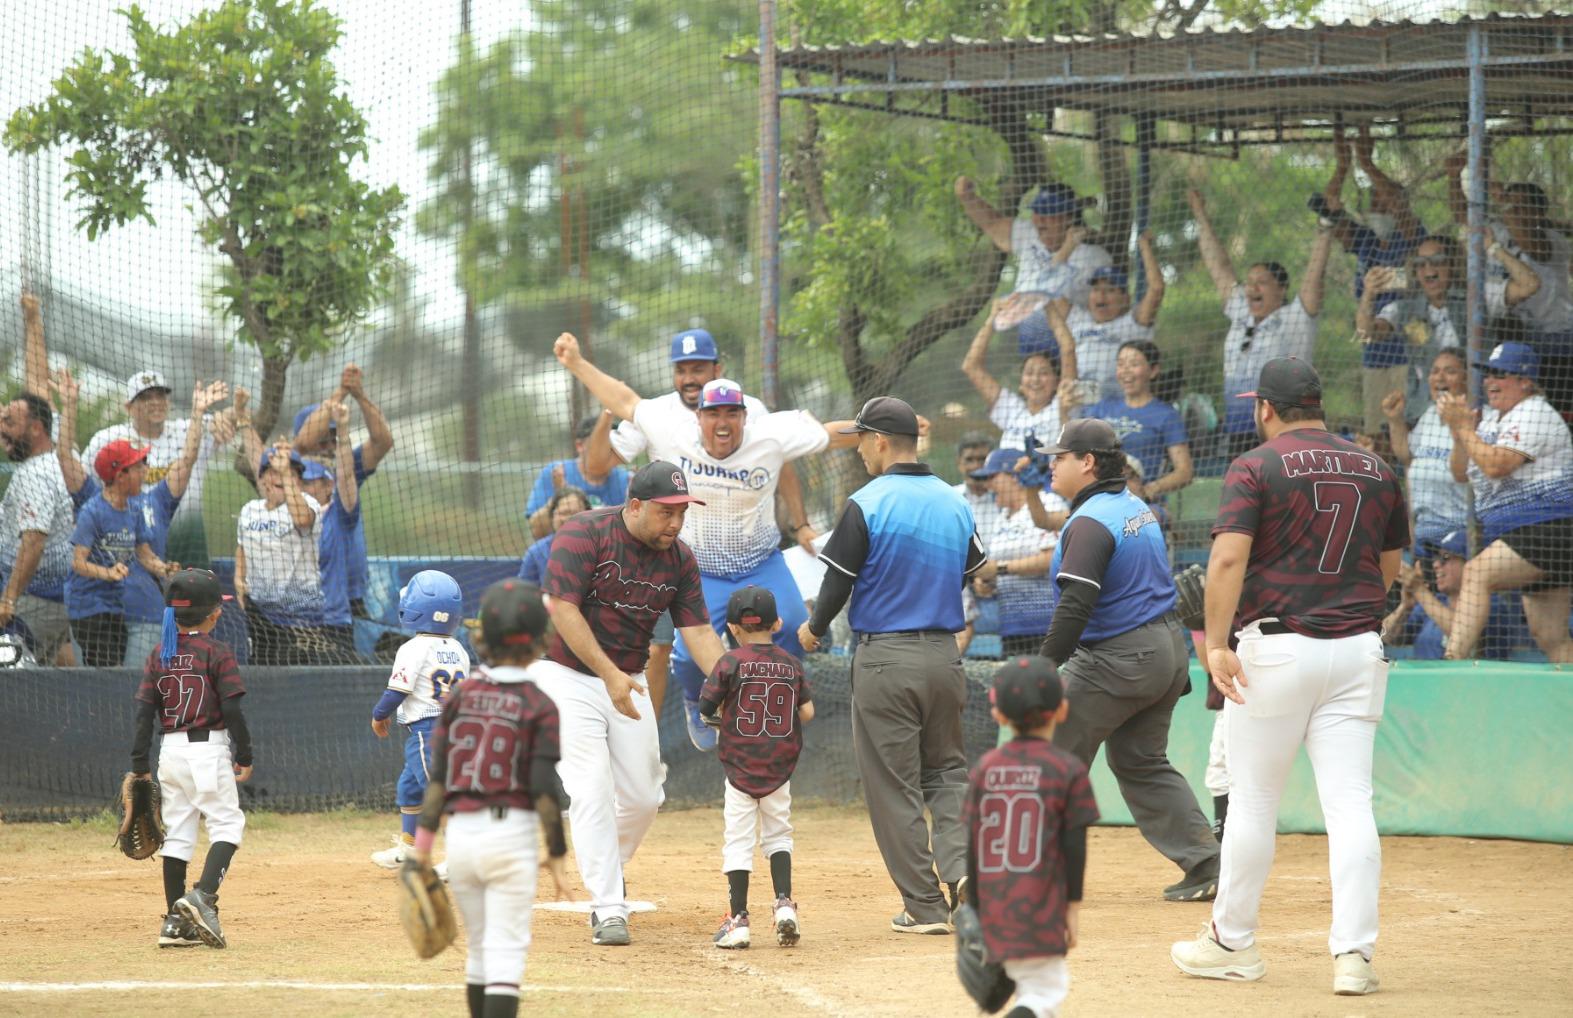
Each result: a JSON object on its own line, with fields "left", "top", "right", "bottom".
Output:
{"left": 1085, "top": 662, "right": 1573, "bottom": 844}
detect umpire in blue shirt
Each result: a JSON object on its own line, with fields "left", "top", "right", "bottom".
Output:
{"left": 799, "top": 396, "right": 987, "bottom": 934}
{"left": 1039, "top": 418, "right": 1222, "bottom": 901}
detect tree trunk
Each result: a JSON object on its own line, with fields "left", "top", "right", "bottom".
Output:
{"left": 1097, "top": 111, "right": 1134, "bottom": 273}
{"left": 254, "top": 353, "right": 294, "bottom": 445}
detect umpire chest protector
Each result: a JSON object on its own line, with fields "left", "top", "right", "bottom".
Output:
{"left": 1050, "top": 487, "right": 1176, "bottom": 642}
{"left": 848, "top": 473, "right": 971, "bottom": 635}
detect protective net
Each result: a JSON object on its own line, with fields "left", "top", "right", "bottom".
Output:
{"left": 1, "top": 2, "right": 1571, "bottom": 812}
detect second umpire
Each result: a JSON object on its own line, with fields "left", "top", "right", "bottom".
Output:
{"left": 798, "top": 396, "right": 987, "bottom": 935}
{"left": 1037, "top": 418, "right": 1222, "bottom": 901}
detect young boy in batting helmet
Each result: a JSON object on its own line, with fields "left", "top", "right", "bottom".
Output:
{"left": 699, "top": 585, "right": 814, "bottom": 949}
{"left": 962, "top": 656, "right": 1099, "bottom": 1018}
{"left": 409, "top": 579, "right": 569, "bottom": 1018}
{"left": 370, "top": 569, "right": 468, "bottom": 874}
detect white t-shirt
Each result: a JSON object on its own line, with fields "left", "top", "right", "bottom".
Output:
{"left": 1009, "top": 219, "right": 1113, "bottom": 307}
{"left": 989, "top": 389, "right": 1062, "bottom": 453}
{"left": 1377, "top": 282, "right": 1510, "bottom": 348}
{"left": 1404, "top": 405, "right": 1470, "bottom": 537}
{"left": 237, "top": 492, "right": 324, "bottom": 621}
{"left": 1469, "top": 394, "right": 1573, "bottom": 538}
{"left": 985, "top": 502, "right": 1058, "bottom": 637}
{"left": 84, "top": 419, "right": 217, "bottom": 528}
{"left": 1221, "top": 286, "right": 1318, "bottom": 432}
{"left": 1488, "top": 221, "right": 1573, "bottom": 334}
{"left": 388, "top": 634, "right": 470, "bottom": 725}
{"left": 954, "top": 482, "right": 1005, "bottom": 547}
{"left": 609, "top": 389, "right": 770, "bottom": 463}
{"left": 630, "top": 400, "right": 829, "bottom": 576}
{"left": 0, "top": 453, "right": 75, "bottom": 600}
{"left": 1065, "top": 306, "right": 1155, "bottom": 403}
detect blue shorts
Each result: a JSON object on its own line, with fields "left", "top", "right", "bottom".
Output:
{"left": 396, "top": 717, "right": 437, "bottom": 809}
{"left": 651, "top": 609, "right": 674, "bottom": 647}
{"left": 670, "top": 550, "right": 808, "bottom": 701}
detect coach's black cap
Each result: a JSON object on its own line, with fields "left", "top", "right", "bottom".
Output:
{"left": 479, "top": 579, "right": 549, "bottom": 648}
{"left": 837, "top": 396, "right": 920, "bottom": 437}
{"left": 1036, "top": 418, "right": 1122, "bottom": 457}
{"left": 628, "top": 460, "right": 706, "bottom": 505}
{"left": 991, "top": 655, "right": 1064, "bottom": 723}
{"left": 1238, "top": 357, "right": 1323, "bottom": 408}
{"left": 164, "top": 569, "right": 229, "bottom": 613}
{"left": 727, "top": 585, "right": 778, "bottom": 627}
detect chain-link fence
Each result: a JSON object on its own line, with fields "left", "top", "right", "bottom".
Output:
{"left": 2, "top": 1, "right": 1570, "bottom": 674}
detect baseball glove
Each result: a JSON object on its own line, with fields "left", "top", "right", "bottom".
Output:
{"left": 953, "top": 902, "right": 1015, "bottom": 1013}
{"left": 397, "top": 856, "right": 459, "bottom": 959}
{"left": 1174, "top": 563, "right": 1206, "bottom": 632}
{"left": 114, "top": 772, "right": 165, "bottom": 860}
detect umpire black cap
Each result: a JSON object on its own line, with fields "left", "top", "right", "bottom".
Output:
{"left": 478, "top": 579, "right": 549, "bottom": 649}
{"left": 991, "top": 655, "right": 1064, "bottom": 723}
{"left": 727, "top": 585, "right": 778, "bottom": 627}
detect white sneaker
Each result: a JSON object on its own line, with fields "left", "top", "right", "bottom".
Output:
{"left": 1170, "top": 925, "right": 1266, "bottom": 982}
{"left": 370, "top": 836, "right": 408, "bottom": 870}
{"left": 434, "top": 861, "right": 449, "bottom": 882}
{"left": 1333, "top": 952, "right": 1379, "bottom": 995}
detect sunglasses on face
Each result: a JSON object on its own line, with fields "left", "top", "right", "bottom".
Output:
{"left": 1240, "top": 324, "right": 1257, "bottom": 352}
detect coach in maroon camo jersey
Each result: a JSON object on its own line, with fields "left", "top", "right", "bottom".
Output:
{"left": 535, "top": 460, "right": 727, "bottom": 947}
{"left": 1171, "top": 358, "right": 1406, "bottom": 997}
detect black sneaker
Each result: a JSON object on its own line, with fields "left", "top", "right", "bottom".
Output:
{"left": 1164, "top": 855, "right": 1221, "bottom": 902}
{"left": 157, "top": 913, "right": 202, "bottom": 948}
{"left": 174, "top": 889, "right": 226, "bottom": 948}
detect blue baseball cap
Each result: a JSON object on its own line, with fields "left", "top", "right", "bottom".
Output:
{"left": 1090, "top": 265, "right": 1129, "bottom": 289}
{"left": 1017, "top": 310, "right": 1061, "bottom": 360}
{"left": 259, "top": 448, "right": 305, "bottom": 474}
{"left": 1030, "top": 183, "right": 1081, "bottom": 217}
{"left": 670, "top": 328, "right": 719, "bottom": 363}
{"left": 292, "top": 403, "right": 337, "bottom": 437}
{"left": 1476, "top": 341, "right": 1539, "bottom": 379}
{"left": 1422, "top": 530, "right": 1468, "bottom": 559}
{"left": 970, "top": 448, "right": 1025, "bottom": 479}
{"left": 300, "top": 460, "right": 333, "bottom": 483}
{"left": 698, "top": 378, "right": 747, "bottom": 410}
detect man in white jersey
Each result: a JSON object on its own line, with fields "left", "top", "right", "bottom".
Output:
{"left": 555, "top": 332, "right": 859, "bottom": 751}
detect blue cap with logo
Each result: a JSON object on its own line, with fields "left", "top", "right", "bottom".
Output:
{"left": 699, "top": 378, "right": 746, "bottom": 410}
{"left": 1477, "top": 341, "right": 1539, "bottom": 379}
{"left": 1422, "top": 530, "right": 1468, "bottom": 559}
{"left": 970, "top": 448, "right": 1025, "bottom": 479}
{"left": 1090, "top": 265, "right": 1129, "bottom": 289}
{"left": 1030, "top": 183, "right": 1081, "bottom": 217}
{"left": 670, "top": 328, "right": 719, "bottom": 364}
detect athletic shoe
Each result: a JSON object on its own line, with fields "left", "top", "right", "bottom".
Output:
{"left": 773, "top": 896, "right": 800, "bottom": 947}
{"left": 590, "top": 913, "right": 630, "bottom": 946}
{"left": 434, "top": 861, "right": 449, "bottom": 882}
{"left": 370, "top": 836, "right": 409, "bottom": 870}
{"left": 947, "top": 877, "right": 968, "bottom": 924}
{"left": 174, "top": 889, "right": 226, "bottom": 949}
{"left": 684, "top": 698, "right": 717, "bottom": 752}
{"left": 891, "top": 911, "right": 952, "bottom": 935}
{"left": 1164, "top": 855, "right": 1220, "bottom": 902}
{"left": 157, "top": 912, "right": 202, "bottom": 948}
{"left": 713, "top": 912, "right": 751, "bottom": 949}
{"left": 1170, "top": 925, "right": 1265, "bottom": 982}
{"left": 1333, "top": 952, "right": 1380, "bottom": 995}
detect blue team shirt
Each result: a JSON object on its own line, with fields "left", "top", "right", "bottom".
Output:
{"left": 525, "top": 459, "right": 631, "bottom": 516}
{"left": 1081, "top": 397, "right": 1187, "bottom": 485}
{"left": 1048, "top": 487, "right": 1176, "bottom": 642}
{"left": 517, "top": 533, "right": 554, "bottom": 586}
{"left": 65, "top": 491, "right": 154, "bottom": 620}
{"left": 318, "top": 493, "right": 362, "bottom": 627}
{"left": 1400, "top": 593, "right": 1522, "bottom": 660}
{"left": 842, "top": 472, "right": 976, "bottom": 634}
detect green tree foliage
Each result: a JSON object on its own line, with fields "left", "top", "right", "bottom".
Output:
{"left": 5, "top": 0, "right": 404, "bottom": 441}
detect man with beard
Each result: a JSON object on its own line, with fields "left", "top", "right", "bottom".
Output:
{"left": 0, "top": 390, "right": 76, "bottom": 664}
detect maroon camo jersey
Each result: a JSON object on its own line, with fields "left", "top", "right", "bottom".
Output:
{"left": 136, "top": 633, "right": 245, "bottom": 733}
{"left": 699, "top": 644, "right": 812, "bottom": 798}
{"left": 963, "top": 737, "right": 1098, "bottom": 961}
{"left": 433, "top": 667, "right": 560, "bottom": 814}
{"left": 543, "top": 506, "right": 708, "bottom": 674}
{"left": 1213, "top": 429, "right": 1409, "bottom": 640}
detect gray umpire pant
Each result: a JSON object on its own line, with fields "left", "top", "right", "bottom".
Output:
{"left": 1052, "top": 614, "right": 1219, "bottom": 873}
{"left": 850, "top": 631, "right": 969, "bottom": 925}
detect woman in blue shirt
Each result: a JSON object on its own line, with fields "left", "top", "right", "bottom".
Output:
{"left": 1065, "top": 340, "right": 1193, "bottom": 501}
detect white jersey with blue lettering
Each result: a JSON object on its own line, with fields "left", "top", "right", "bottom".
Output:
{"left": 609, "top": 389, "right": 770, "bottom": 463}
{"left": 629, "top": 398, "right": 829, "bottom": 577}
{"left": 388, "top": 634, "right": 470, "bottom": 725}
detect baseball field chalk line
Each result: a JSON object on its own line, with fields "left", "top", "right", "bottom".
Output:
{"left": 0, "top": 982, "right": 679, "bottom": 994}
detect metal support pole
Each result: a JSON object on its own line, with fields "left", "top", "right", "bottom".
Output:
{"left": 1135, "top": 113, "right": 1156, "bottom": 302}
{"left": 1465, "top": 25, "right": 1488, "bottom": 553}
{"left": 758, "top": 0, "right": 782, "bottom": 409}
{"left": 459, "top": 0, "right": 482, "bottom": 505}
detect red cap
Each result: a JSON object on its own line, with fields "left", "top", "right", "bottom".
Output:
{"left": 94, "top": 440, "right": 151, "bottom": 483}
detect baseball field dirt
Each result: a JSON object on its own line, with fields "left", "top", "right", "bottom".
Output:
{"left": 2, "top": 805, "right": 1568, "bottom": 1017}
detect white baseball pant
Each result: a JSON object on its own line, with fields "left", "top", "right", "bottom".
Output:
{"left": 157, "top": 729, "right": 245, "bottom": 861}
{"left": 721, "top": 780, "right": 793, "bottom": 873}
{"left": 1212, "top": 622, "right": 1386, "bottom": 961}
{"left": 1205, "top": 710, "right": 1229, "bottom": 797}
{"left": 530, "top": 659, "right": 663, "bottom": 923}
{"left": 446, "top": 808, "right": 539, "bottom": 997}
{"left": 1003, "top": 956, "right": 1069, "bottom": 1018}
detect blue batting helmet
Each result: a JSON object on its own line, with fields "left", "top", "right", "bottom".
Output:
{"left": 398, "top": 570, "right": 464, "bottom": 636}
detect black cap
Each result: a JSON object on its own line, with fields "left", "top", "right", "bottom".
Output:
{"left": 726, "top": 585, "right": 778, "bottom": 627}
{"left": 990, "top": 655, "right": 1064, "bottom": 723}
{"left": 628, "top": 461, "right": 706, "bottom": 505}
{"left": 479, "top": 579, "right": 550, "bottom": 649}
{"left": 837, "top": 396, "right": 920, "bottom": 437}
{"left": 1036, "top": 418, "right": 1122, "bottom": 457}
{"left": 164, "top": 569, "right": 230, "bottom": 613}
{"left": 1237, "top": 357, "right": 1323, "bottom": 408}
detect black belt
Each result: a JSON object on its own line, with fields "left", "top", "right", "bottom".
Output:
{"left": 183, "top": 729, "right": 211, "bottom": 742}
{"left": 855, "top": 629, "right": 953, "bottom": 644}
{"left": 1254, "top": 621, "right": 1293, "bottom": 636}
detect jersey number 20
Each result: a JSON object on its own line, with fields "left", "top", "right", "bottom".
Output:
{"left": 977, "top": 792, "right": 1045, "bottom": 873}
